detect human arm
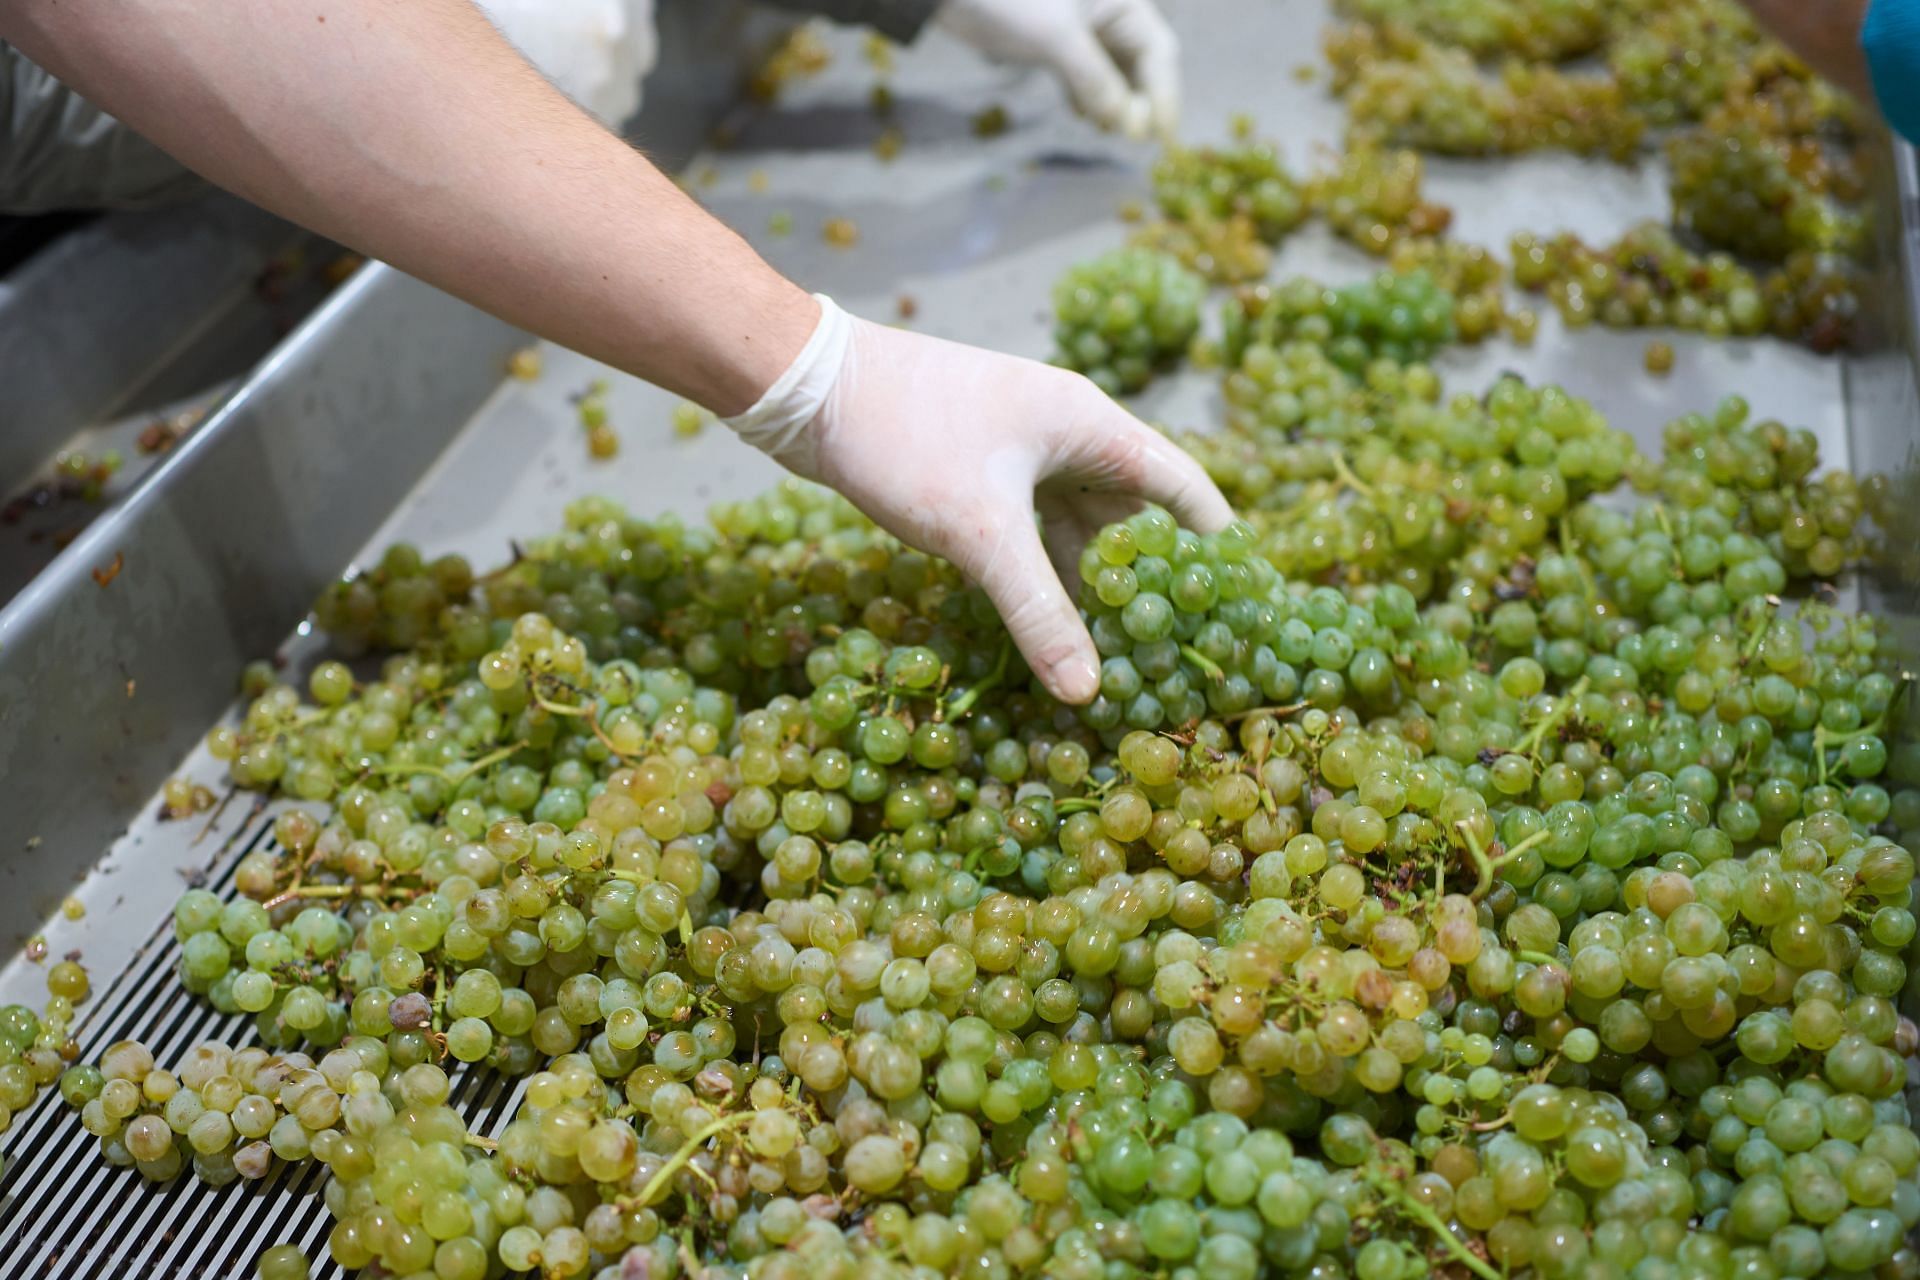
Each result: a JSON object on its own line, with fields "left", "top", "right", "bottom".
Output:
{"left": 2, "top": 0, "right": 813, "bottom": 417}
{"left": 0, "top": 44, "right": 203, "bottom": 213}
{"left": 0, "top": 0, "right": 1228, "bottom": 699}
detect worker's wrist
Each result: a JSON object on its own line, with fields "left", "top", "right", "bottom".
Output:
{"left": 723, "top": 294, "right": 854, "bottom": 465}
{"left": 696, "top": 282, "right": 822, "bottom": 418}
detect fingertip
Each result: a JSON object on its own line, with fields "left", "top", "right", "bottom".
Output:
{"left": 1045, "top": 651, "right": 1101, "bottom": 705}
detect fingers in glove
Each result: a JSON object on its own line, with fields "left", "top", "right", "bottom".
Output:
{"left": 1043, "top": 23, "right": 1149, "bottom": 136}
{"left": 970, "top": 512, "right": 1102, "bottom": 705}
{"left": 1038, "top": 489, "right": 1141, "bottom": 584}
{"left": 1092, "top": 0, "right": 1182, "bottom": 139}
{"left": 1048, "top": 396, "right": 1236, "bottom": 534}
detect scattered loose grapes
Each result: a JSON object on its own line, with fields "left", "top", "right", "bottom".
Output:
{"left": 578, "top": 380, "right": 619, "bottom": 461}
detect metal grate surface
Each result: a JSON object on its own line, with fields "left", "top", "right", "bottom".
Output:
{"left": 0, "top": 815, "right": 527, "bottom": 1279}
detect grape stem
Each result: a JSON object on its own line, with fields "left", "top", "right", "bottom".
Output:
{"left": 1219, "top": 701, "right": 1307, "bottom": 723}
{"left": 1328, "top": 450, "right": 1376, "bottom": 498}
{"left": 1180, "top": 645, "right": 1227, "bottom": 684}
{"left": 1811, "top": 704, "right": 1894, "bottom": 786}
{"left": 620, "top": 1110, "right": 757, "bottom": 1210}
{"left": 372, "top": 738, "right": 528, "bottom": 787}
{"left": 944, "top": 642, "right": 1010, "bottom": 720}
{"left": 1374, "top": 1175, "right": 1500, "bottom": 1280}
{"left": 1514, "top": 950, "right": 1557, "bottom": 965}
{"left": 1458, "top": 825, "right": 1548, "bottom": 899}
{"left": 261, "top": 881, "right": 409, "bottom": 911}
{"left": 464, "top": 1134, "right": 497, "bottom": 1152}
{"left": 1515, "top": 676, "right": 1588, "bottom": 761}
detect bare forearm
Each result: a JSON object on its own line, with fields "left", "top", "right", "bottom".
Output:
{"left": 1, "top": 0, "right": 814, "bottom": 414}
{"left": 1741, "top": 0, "right": 1874, "bottom": 103}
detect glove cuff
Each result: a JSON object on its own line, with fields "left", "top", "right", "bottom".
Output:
{"left": 722, "top": 293, "right": 854, "bottom": 461}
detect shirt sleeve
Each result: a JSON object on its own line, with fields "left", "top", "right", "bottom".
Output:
{"left": 1864, "top": 0, "right": 1920, "bottom": 144}
{"left": 756, "top": 0, "right": 943, "bottom": 43}
{"left": 0, "top": 43, "right": 204, "bottom": 215}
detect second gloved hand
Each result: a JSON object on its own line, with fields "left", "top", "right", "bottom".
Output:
{"left": 936, "top": 0, "right": 1181, "bottom": 139}
{"left": 725, "top": 297, "right": 1233, "bottom": 704}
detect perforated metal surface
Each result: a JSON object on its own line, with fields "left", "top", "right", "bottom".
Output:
{"left": 0, "top": 813, "right": 525, "bottom": 1280}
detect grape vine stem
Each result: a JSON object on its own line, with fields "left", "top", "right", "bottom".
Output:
{"left": 1458, "top": 825, "right": 1550, "bottom": 899}
{"left": 1376, "top": 1177, "right": 1500, "bottom": 1280}
{"left": 261, "top": 881, "right": 410, "bottom": 911}
{"left": 620, "top": 1110, "right": 757, "bottom": 1210}
{"left": 1514, "top": 676, "right": 1588, "bottom": 761}
{"left": 944, "top": 642, "right": 1010, "bottom": 720}
{"left": 1180, "top": 645, "right": 1227, "bottom": 683}
{"left": 1329, "top": 450, "right": 1376, "bottom": 499}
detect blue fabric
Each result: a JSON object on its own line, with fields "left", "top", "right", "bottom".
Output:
{"left": 1865, "top": 0, "right": 1920, "bottom": 144}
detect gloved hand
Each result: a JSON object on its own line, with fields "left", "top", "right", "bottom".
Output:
{"left": 935, "top": 0, "right": 1181, "bottom": 139}
{"left": 725, "top": 296, "right": 1233, "bottom": 704}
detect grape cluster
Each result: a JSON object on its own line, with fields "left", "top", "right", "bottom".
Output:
{"left": 1221, "top": 271, "right": 1458, "bottom": 377}
{"left": 1051, "top": 248, "right": 1207, "bottom": 394}
{"left": 1130, "top": 215, "right": 1272, "bottom": 287}
{"left": 0, "top": 964, "right": 87, "bottom": 1145}
{"left": 1329, "top": 23, "right": 1645, "bottom": 162}
{"left": 1604, "top": 0, "right": 1768, "bottom": 125}
{"left": 1667, "top": 103, "right": 1865, "bottom": 265}
{"left": 1333, "top": 0, "right": 1609, "bottom": 62}
{"left": 1152, "top": 137, "right": 1308, "bottom": 245}
{"left": 1307, "top": 147, "right": 1453, "bottom": 256}
{"left": 37, "top": 369, "right": 1920, "bottom": 1280}
{"left": 1762, "top": 251, "right": 1866, "bottom": 355}
{"left": 1510, "top": 223, "right": 1769, "bottom": 338}
{"left": 1384, "top": 236, "right": 1509, "bottom": 342}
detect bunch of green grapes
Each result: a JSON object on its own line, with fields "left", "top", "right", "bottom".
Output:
{"left": 1130, "top": 213, "right": 1272, "bottom": 285}
{"left": 1222, "top": 270, "right": 1457, "bottom": 373}
{"left": 1509, "top": 223, "right": 1769, "bottom": 337}
{"left": 60, "top": 1037, "right": 373, "bottom": 1189}
{"left": 1330, "top": 23, "right": 1645, "bottom": 161}
{"left": 1385, "top": 236, "right": 1508, "bottom": 341}
{"left": 1307, "top": 146, "right": 1453, "bottom": 256}
{"left": 29, "top": 210, "right": 1920, "bottom": 1280}
{"left": 1667, "top": 102, "right": 1865, "bottom": 263}
{"left": 1051, "top": 247, "right": 1207, "bottom": 394}
{"left": 1152, "top": 136, "right": 1308, "bottom": 243}
{"left": 1604, "top": 0, "right": 1768, "bottom": 124}
{"left": 309, "top": 541, "right": 475, "bottom": 657}
{"left": 1657, "top": 396, "right": 1867, "bottom": 578}
{"left": 1763, "top": 250, "right": 1865, "bottom": 353}
{"left": 1333, "top": 0, "right": 1608, "bottom": 61}
{"left": 0, "top": 963, "right": 86, "bottom": 1140}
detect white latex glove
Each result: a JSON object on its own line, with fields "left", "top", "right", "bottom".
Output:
{"left": 936, "top": 0, "right": 1181, "bottom": 139}
{"left": 477, "top": 0, "right": 659, "bottom": 126}
{"left": 725, "top": 297, "right": 1233, "bottom": 704}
